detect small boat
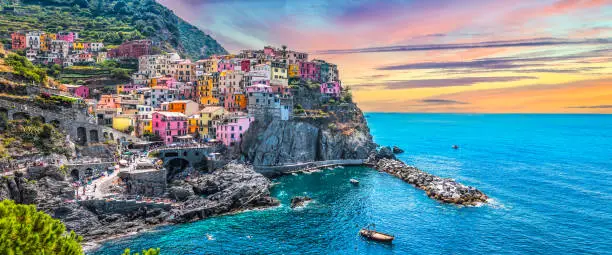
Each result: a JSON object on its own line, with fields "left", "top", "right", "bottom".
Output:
{"left": 359, "top": 229, "right": 394, "bottom": 242}
{"left": 452, "top": 145, "right": 459, "bottom": 150}
{"left": 350, "top": 179, "right": 360, "bottom": 185}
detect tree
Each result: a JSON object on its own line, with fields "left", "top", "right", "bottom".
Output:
{"left": 122, "top": 248, "right": 160, "bottom": 255}
{"left": 0, "top": 200, "right": 83, "bottom": 255}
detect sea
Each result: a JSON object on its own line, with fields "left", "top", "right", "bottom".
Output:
{"left": 90, "top": 113, "right": 612, "bottom": 254}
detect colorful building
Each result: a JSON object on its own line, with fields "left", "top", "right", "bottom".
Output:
{"left": 270, "top": 61, "right": 288, "bottom": 86}
{"left": 196, "top": 75, "right": 219, "bottom": 105}
{"left": 215, "top": 114, "right": 254, "bottom": 146}
{"left": 11, "top": 32, "right": 27, "bottom": 50}
{"left": 161, "top": 100, "right": 200, "bottom": 116}
{"left": 112, "top": 115, "right": 135, "bottom": 133}
{"left": 59, "top": 84, "right": 89, "bottom": 99}
{"left": 199, "top": 106, "right": 224, "bottom": 139}
{"left": 299, "top": 61, "right": 320, "bottom": 81}
{"left": 97, "top": 94, "right": 119, "bottom": 109}
{"left": 288, "top": 64, "right": 300, "bottom": 78}
{"left": 57, "top": 32, "right": 78, "bottom": 43}
{"left": 116, "top": 84, "right": 144, "bottom": 94}
{"left": 320, "top": 81, "right": 341, "bottom": 98}
{"left": 108, "top": 40, "right": 151, "bottom": 59}
{"left": 188, "top": 115, "right": 200, "bottom": 135}
{"left": 152, "top": 112, "right": 189, "bottom": 144}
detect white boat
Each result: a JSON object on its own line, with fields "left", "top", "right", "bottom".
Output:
{"left": 350, "top": 179, "right": 359, "bottom": 185}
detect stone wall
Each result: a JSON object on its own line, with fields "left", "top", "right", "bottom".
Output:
{"left": 0, "top": 98, "right": 141, "bottom": 146}
{"left": 119, "top": 168, "right": 167, "bottom": 197}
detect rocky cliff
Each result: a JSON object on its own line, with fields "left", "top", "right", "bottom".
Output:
{"left": 239, "top": 102, "right": 376, "bottom": 166}
{"left": 0, "top": 163, "right": 278, "bottom": 246}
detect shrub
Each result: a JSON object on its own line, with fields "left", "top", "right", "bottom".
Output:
{"left": 122, "top": 248, "right": 160, "bottom": 255}
{"left": 0, "top": 200, "right": 83, "bottom": 255}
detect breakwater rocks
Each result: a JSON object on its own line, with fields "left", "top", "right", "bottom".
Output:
{"left": 371, "top": 158, "right": 488, "bottom": 206}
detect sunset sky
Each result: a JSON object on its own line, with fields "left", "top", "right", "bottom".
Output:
{"left": 158, "top": 0, "right": 612, "bottom": 113}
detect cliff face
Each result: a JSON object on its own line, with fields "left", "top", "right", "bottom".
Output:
{"left": 240, "top": 103, "right": 376, "bottom": 166}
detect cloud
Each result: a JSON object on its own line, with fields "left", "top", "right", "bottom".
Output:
{"left": 567, "top": 105, "right": 612, "bottom": 109}
{"left": 316, "top": 38, "right": 612, "bottom": 55}
{"left": 376, "top": 48, "right": 612, "bottom": 71}
{"left": 421, "top": 99, "right": 469, "bottom": 105}
{"left": 353, "top": 76, "right": 537, "bottom": 89}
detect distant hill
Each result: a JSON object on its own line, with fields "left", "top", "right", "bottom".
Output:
{"left": 0, "top": 0, "right": 227, "bottom": 59}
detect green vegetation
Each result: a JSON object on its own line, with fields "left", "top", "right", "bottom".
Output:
{"left": 0, "top": 0, "right": 227, "bottom": 59}
{"left": 0, "top": 117, "right": 72, "bottom": 158}
{"left": 122, "top": 248, "right": 160, "bottom": 255}
{"left": 0, "top": 199, "right": 83, "bottom": 255}
{"left": 341, "top": 86, "right": 352, "bottom": 103}
{"left": 293, "top": 104, "right": 305, "bottom": 114}
{"left": 4, "top": 53, "right": 47, "bottom": 84}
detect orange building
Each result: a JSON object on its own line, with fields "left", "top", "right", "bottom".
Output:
{"left": 161, "top": 100, "right": 200, "bottom": 116}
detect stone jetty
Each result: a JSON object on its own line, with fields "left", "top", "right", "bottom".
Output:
{"left": 369, "top": 149, "right": 488, "bottom": 206}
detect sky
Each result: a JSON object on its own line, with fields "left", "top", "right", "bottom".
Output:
{"left": 158, "top": 0, "right": 612, "bottom": 113}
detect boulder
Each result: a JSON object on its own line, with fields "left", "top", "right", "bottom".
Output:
{"left": 290, "top": 196, "right": 312, "bottom": 208}
{"left": 392, "top": 146, "right": 404, "bottom": 154}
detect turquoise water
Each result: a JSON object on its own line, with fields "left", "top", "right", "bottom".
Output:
{"left": 91, "top": 114, "right": 612, "bottom": 254}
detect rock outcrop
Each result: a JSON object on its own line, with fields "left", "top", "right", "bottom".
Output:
{"left": 240, "top": 103, "right": 376, "bottom": 165}
{"left": 290, "top": 196, "right": 312, "bottom": 208}
{"left": 392, "top": 146, "right": 404, "bottom": 154}
{"left": 171, "top": 163, "right": 279, "bottom": 223}
{"left": 370, "top": 157, "right": 488, "bottom": 206}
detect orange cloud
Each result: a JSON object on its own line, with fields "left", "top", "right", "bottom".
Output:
{"left": 357, "top": 78, "right": 612, "bottom": 113}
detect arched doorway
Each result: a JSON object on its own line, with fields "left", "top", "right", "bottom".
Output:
{"left": 89, "top": 129, "right": 99, "bottom": 143}
{"left": 76, "top": 127, "right": 87, "bottom": 145}
{"left": 85, "top": 168, "right": 93, "bottom": 178}
{"left": 70, "top": 169, "right": 79, "bottom": 181}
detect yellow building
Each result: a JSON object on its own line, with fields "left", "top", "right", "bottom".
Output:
{"left": 288, "top": 64, "right": 300, "bottom": 78}
{"left": 73, "top": 42, "right": 84, "bottom": 51}
{"left": 271, "top": 61, "right": 288, "bottom": 86}
{"left": 39, "top": 33, "right": 56, "bottom": 51}
{"left": 137, "top": 118, "right": 153, "bottom": 136}
{"left": 196, "top": 76, "right": 219, "bottom": 105}
{"left": 188, "top": 115, "right": 200, "bottom": 135}
{"left": 112, "top": 115, "right": 135, "bottom": 133}
{"left": 199, "top": 106, "right": 224, "bottom": 138}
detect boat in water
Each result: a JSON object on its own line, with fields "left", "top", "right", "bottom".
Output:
{"left": 452, "top": 145, "right": 459, "bottom": 150}
{"left": 350, "top": 179, "right": 360, "bottom": 185}
{"left": 359, "top": 229, "right": 394, "bottom": 242}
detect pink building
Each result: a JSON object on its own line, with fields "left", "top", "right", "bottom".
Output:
{"left": 271, "top": 85, "right": 291, "bottom": 96}
{"left": 215, "top": 115, "right": 254, "bottom": 146}
{"left": 57, "top": 32, "right": 77, "bottom": 43}
{"left": 217, "top": 60, "right": 235, "bottom": 72}
{"left": 320, "top": 81, "right": 341, "bottom": 98}
{"left": 246, "top": 84, "right": 272, "bottom": 93}
{"left": 264, "top": 46, "right": 276, "bottom": 57}
{"left": 155, "top": 76, "right": 178, "bottom": 88}
{"left": 61, "top": 84, "right": 89, "bottom": 98}
{"left": 97, "top": 95, "right": 119, "bottom": 109}
{"left": 152, "top": 112, "right": 189, "bottom": 144}
{"left": 299, "top": 61, "right": 320, "bottom": 81}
